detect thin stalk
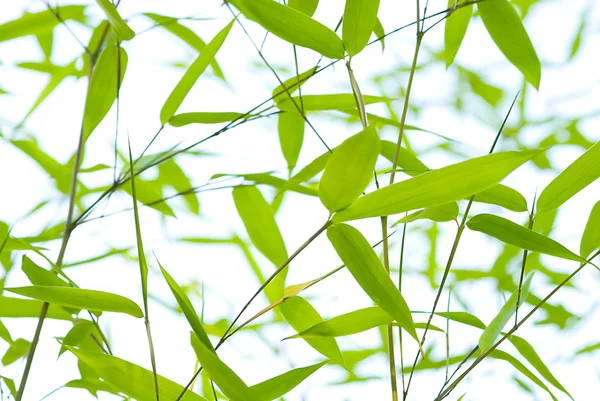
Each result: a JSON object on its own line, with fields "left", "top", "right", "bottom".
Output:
{"left": 398, "top": 222, "right": 408, "bottom": 397}
{"left": 437, "top": 250, "right": 600, "bottom": 400}
{"left": 515, "top": 200, "right": 536, "bottom": 323}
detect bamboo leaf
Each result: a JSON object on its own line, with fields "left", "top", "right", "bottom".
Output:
{"left": 467, "top": 214, "right": 587, "bottom": 263}
{"left": 444, "top": 0, "right": 473, "bottom": 67}
{"left": 59, "top": 320, "right": 96, "bottom": 356}
{"left": 160, "top": 263, "right": 214, "bottom": 352}
{"left": 249, "top": 362, "right": 326, "bottom": 401}
{"left": 278, "top": 110, "right": 305, "bottom": 171}
{"left": 0, "top": 6, "right": 86, "bottom": 43}
{"left": 5, "top": 286, "right": 143, "bottom": 318}
{"left": 160, "top": 21, "right": 233, "bottom": 125}
{"left": 0, "top": 296, "right": 72, "bottom": 320}
{"left": 122, "top": 177, "right": 176, "bottom": 217}
{"left": 2, "top": 338, "right": 30, "bottom": 366}
{"left": 319, "top": 125, "right": 380, "bottom": 212}
{"left": 95, "top": 0, "right": 135, "bottom": 40}
{"left": 373, "top": 18, "right": 385, "bottom": 51}
{"left": 169, "top": 112, "right": 246, "bottom": 126}
{"left": 334, "top": 150, "right": 538, "bottom": 222}
{"left": 392, "top": 203, "right": 459, "bottom": 225}
{"left": 343, "top": 0, "right": 381, "bottom": 56}
{"left": 581, "top": 201, "right": 600, "bottom": 259}
{"left": 191, "top": 337, "right": 259, "bottom": 401}
{"left": 478, "top": 0, "right": 541, "bottom": 89}
{"left": 327, "top": 224, "right": 419, "bottom": 342}
{"left": 272, "top": 67, "right": 318, "bottom": 103}
{"left": 537, "top": 141, "right": 600, "bottom": 212}
{"left": 68, "top": 347, "right": 208, "bottom": 400}
{"left": 509, "top": 334, "right": 573, "bottom": 399}
{"left": 83, "top": 44, "right": 128, "bottom": 141}
{"left": 380, "top": 140, "right": 429, "bottom": 177}
{"left": 231, "top": 0, "right": 344, "bottom": 59}
{"left": 278, "top": 296, "right": 344, "bottom": 364}
{"left": 278, "top": 94, "right": 391, "bottom": 111}
{"left": 472, "top": 184, "right": 528, "bottom": 212}
{"left": 478, "top": 272, "right": 534, "bottom": 353}
{"left": 288, "top": 0, "right": 319, "bottom": 16}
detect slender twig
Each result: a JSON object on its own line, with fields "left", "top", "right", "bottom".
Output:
{"left": 515, "top": 194, "right": 537, "bottom": 323}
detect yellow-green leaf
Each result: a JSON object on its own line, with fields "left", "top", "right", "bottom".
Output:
{"left": 467, "top": 214, "right": 587, "bottom": 263}
{"left": 272, "top": 67, "right": 318, "bottom": 103}
{"left": 231, "top": 0, "right": 344, "bottom": 59}
{"left": 334, "top": 150, "right": 538, "bottom": 222}
{"left": 0, "top": 296, "right": 72, "bottom": 320}
{"left": 95, "top": 0, "right": 135, "bottom": 40}
{"left": 479, "top": 272, "right": 534, "bottom": 353}
{"left": 537, "top": 141, "right": 600, "bottom": 212}
{"left": 472, "top": 184, "right": 528, "bottom": 212}
{"left": 0, "top": 6, "right": 86, "bottom": 43}
{"left": 581, "top": 201, "right": 600, "bottom": 259}
{"left": 278, "top": 110, "right": 305, "bottom": 170}
{"left": 319, "top": 125, "right": 380, "bottom": 212}
{"left": 249, "top": 362, "right": 326, "bottom": 401}
{"left": 288, "top": 0, "right": 319, "bottom": 16}
{"left": 326, "top": 224, "right": 419, "bottom": 342}
{"left": 160, "top": 21, "right": 233, "bottom": 125}
{"left": 343, "top": 0, "right": 381, "bottom": 56}
{"left": 444, "top": 0, "right": 473, "bottom": 67}
{"left": 277, "top": 94, "right": 391, "bottom": 111}
{"left": 83, "top": 44, "right": 128, "bottom": 141}
{"left": 169, "top": 112, "right": 246, "bottom": 126}
{"left": 392, "top": 202, "right": 459, "bottom": 225}
{"left": 478, "top": 0, "right": 541, "bottom": 89}
{"left": 6, "top": 286, "right": 143, "bottom": 318}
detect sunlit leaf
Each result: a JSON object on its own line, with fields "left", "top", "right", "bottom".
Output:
{"left": 156, "top": 158, "right": 199, "bottom": 214}
{"left": 122, "top": 177, "right": 176, "bottom": 217}
{"left": 59, "top": 320, "right": 97, "bottom": 356}
{"left": 343, "top": 0, "right": 380, "bottom": 56}
{"left": 278, "top": 110, "right": 305, "bottom": 171}
{"left": 0, "top": 6, "right": 86, "bottom": 43}
{"left": 319, "top": 125, "right": 380, "bottom": 212}
{"left": 581, "top": 201, "right": 600, "bottom": 259}
{"left": 2, "top": 338, "right": 30, "bottom": 366}
{"left": 373, "top": 18, "right": 385, "bottom": 51}
{"left": 95, "top": 0, "right": 135, "bottom": 40}
{"left": 467, "top": 214, "right": 587, "bottom": 263}
{"left": 444, "top": 0, "right": 473, "bottom": 66}
{"left": 169, "top": 112, "right": 246, "bottom": 126}
{"left": 278, "top": 94, "right": 391, "bottom": 112}
{"left": 249, "top": 362, "right": 326, "bottom": 401}
{"left": 0, "top": 296, "right": 72, "bottom": 320}
{"left": 392, "top": 202, "right": 459, "bottom": 225}
{"left": 288, "top": 0, "right": 319, "bottom": 16}
{"left": 478, "top": 0, "right": 541, "bottom": 88}
{"left": 334, "top": 150, "right": 538, "bottom": 222}
{"left": 472, "top": 184, "right": 528, "bottom": 212}
{"left": 537, "top": 141, "right": 600, "bottom": 212}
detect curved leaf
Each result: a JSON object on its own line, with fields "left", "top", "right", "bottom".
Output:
{"left": 472, "top": 184, "right": 528, "bottom": 212}
{"left": 272, "top": 67, "right": 318, "bottom": 103}
{"left": 392, "top": 202, "right": 459, "bottom": 225}
{"left": 278, "top": 110, "right": 305, "bottom": 170}
{"left": 444, "top": 0, "right": 473, "bottom": 66}
{"left": 319, "top": 125, "right": 380, "bottom": 212}
{"left": 249, "top": 362, "right": 326, "bottom": 401}
{"left": 169, "top": 112, "right": 246, "bottom": 126}
{"left": 95, "top": 0, "right": 135, "bottom": 40}
{"left": 0, "top": 296, "right": 72, "bottom": 320}
{"left": 0, "top": 6, "right": 86, "bottom": 43}
{"left": 288, "top": 0, "right": 319, "bottom": 16}
{"left": 343, "top": 0, "right": 381, "bottom": 56}
{"left": 581, "top": 201, "right": 600, "bottom": 259}
{"left": 278, "top": 94, "right": 391, "bottom": 111}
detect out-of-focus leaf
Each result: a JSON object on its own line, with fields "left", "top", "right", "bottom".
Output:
{"left": 231, "top": 0, "right": 344, "bottom": 59}
{"left": 478, "top": 0, "right": 541, "bottom": 89}
{"left": 95, "top": 0, "right": 135, "bottom": 40}
{"left": 160, "top": 21, "right": 233, "bottom": 124}
{"left": 343, "top": 0, "right": 380, "bottom": 56}
{"left": 472, "top": 184, "right": 528, "bottom": 212}
{"left": 467, "top": 214, "right": 587, "bottom": 263}
{"left": 169, "top": 112, "right": 246, "bottom": 126}
{"left": 0, "top": 296, "right": 72, "bottom": 320}
{"left": 478, "top": 272, "right": 534, "bottom": 353}
{"left": 249, "top": 362, "right": 326, "bottom": 401}
{"left": 21, "top": 256, "right": 68, "bottom": 287}
{"left": 537, "top": 141, "right": 600, "bottom": 212}
{"left": 279, "top": 296, "right": 344, "bottom": 364}
{"left": 0, "top": 6, "right": 86, "bottom": 43}
{"left": 68, "top": 347, "right": 208, "bottom": 400}
{"left": 319, "top": 125, "right": 380, "bottom": 212}
{"left": 288, "top": 0, "right": 319, "bottom": 16}
{"left": 392, "top": 203, "right": 459, "bottom": 225}
{"left": 576, "top": 342, "right": 600, "bottom": 355}
{"left": 581, "top": 201, "right": 600, "bottom": 259}
{"left": 157, "top": 158, "right": 199, "bottom": 214}
{"left": 1, "top": 376, "right": 17, "bottom": 398}
{"left": 122, "top": 177, "right": 176, "bottom": 217}
{"left": 380, "top": 140, "right": 429, "bottom": 177}
{"left": 83, "top": 44, "right": 128, "bottom": 140}
{"left": 278, "top": 94, "right": 391, "bottom": 112}
{"left": 327, "top": 224, "right": 419, "bottom": 342}
{"left": 0, "top": 320, "right": 12, "bottom": 343}
{"left": 278, "top": 110, "right": 305, "bottom": 171}
{"left": 373, "top": 18, "right": 385, "bottom": 51}
{"left": 6, "top": 286, "right": 143, "bottom": 318}
{"left": 334, "top": 150, "right": 538, "bottom": 222}
{"left": 11, "top": 138, "right": 70, "bottom": 193}
{"left": 272, "top": 67, "right": 318, "bottom": 103}
{"left": 444, "top": 0, "right": 473, "bottom": 66}
{"left": 2, "top": 338, "right": 30, "bottom": 365}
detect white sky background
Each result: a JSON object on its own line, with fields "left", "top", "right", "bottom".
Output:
{"left": 1, "top": 0, "right": 600, "bottom": 400}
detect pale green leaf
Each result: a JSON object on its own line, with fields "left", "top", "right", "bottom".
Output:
{"left": 0, "top": 6, "right": 86, "bottom": 43}
{"left": 343, "top": 0, "right": 381, "bottom": 56}
{"left": 249, "top": 362, "right": 326, "bottom": 401}
{"left": 59, "top": 320, "right": 96, "bottom": 356}
{"left": 2, "top": 338, "right": 30, "bottom": 366}
{"left": 170, "top": 112, "right": 246, "bottom": 126}
{"left": 472, "top": 184, "right": 528, "bottom": 212}
{"left": 581, "top": 201, "right": 600, "bottom": 259}
{"left": 334, "top": 150, "right": 538, "bottom": 222}
{"left": 160, "top": 21, "right": 233, "bottom": 124}
{"left": 0, "top": 296, "right": 72, "bottom": 320}
{"left": 319, "top": 125, "right": 380, "bottom": 212}
{"left": 373, "top": 18, "right": 385, "bottom": 51}
{"left": 278, "top": 94, "right": 391, "bottom": 112}
{"left": 278, "top": 110, "right": 305, "bottom": 170}
{"left": 272, "top": 67, "right": 318, "bottom": 103}
{"left": 392, "top": 203, "right": 459, "bottom": 225}
{"left": 95, "top": 0, "right": 135, "bottom": 40}
{"left": 537, "top": 141, "right": 600, "bottom": 212}
{"left": 478, "top": 0, "right": 541, "bottom": 88}
{"left": 444, "top": 0, "right": 473, "bottom": 67}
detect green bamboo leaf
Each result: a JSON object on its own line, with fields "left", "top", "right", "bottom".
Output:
{"left": 95, "top": 0, "right": 135, "bottom": 40}
{"left": 489, "top": 350, "right": 558, "bottom": 401}
{"left": 319, "top": 125, "right": 380, "bottom": 212}
{"left": 392, "top": 203, "right": 459, "bottom": 225}
{"left": 249, "top": 362, "right": 326, "bottom": 401}
{"left": 537, "top": 141, "right": 600, "bottom": 212}
{"left": 68, "top": 347, "right": 208, "bottom": 400}
{"left": 343, "top": 0, "right": 381, "bottom": 56}
{"left": 231, "top": 0, "right": 344, "bottom": 59}
{"left": 278, "top": 94, "right": 391, "bottom": 112}
{"left": 509, "top": 335, "right": 573, "bottom": 399}
{"left": 288, "top": 0, "right": 319, "bottom": 16}
{"left": 380, "top": 140, "right": 429, "bottom": 177}
{"left": 334, "top": 150, "right": 538, "bottom": 222}
{"left": 278, "top": 296, "right": 344, "bottom": 364}
{"left": 278, "top": 110, "right": 305, "bottom": 170}
{"left": 373, "top": 18, "right": 385, "bottom": 51}
{"left": 472, "top": 184, "right": 528, "bottom": 212}
{"left": 59, "top": 320, "right": 96, "bottom": 356}
{"left": 467, "top": 214, "right": 587, "bottom": 263}
{"left": 0, "top": 6, "right": 86, "bottom": 43}
{"left": 159, "top": 263, "right": 214, "bottom": 352}
{"left": 156, "top": 158, "right": 200, "bottom": 214}
{"left": 272, "top": 67, "right": 318, "bottom": 103}
{"left": 581, "top": 201, "right": 600, "bottom": 259}
{"left": 160, "top": 21, "right": 233, "bottom": 125}
{"left": 575, "top": 342, "right": 600, "bottom": 355}
{"left": 2, "top": 338, "right": 30, "bottom": 366}
{"left": 0, "top": 297, "right": 72, "bottom": 320}
{"left": 122, "top": 177, "right": 176, "bottom": 217}
{"left": 444, "top": 0, "right": 473, "bottom": 67}
{"left": 326, "top": 224, "right": 419, "bottom": 342}
{"left": 286, "top": 151, "right": 330, "bottom": 188}
{"left": 169, "top": 112, "right": 246, "bottom": 126}
{"left": 6, "top": 286, "right": 143, "bottom": 318}
{"left": 191, "top": 337, "right": 259, "bottom": 401}
{"left": 0, "top": 320, "right": 12, "bottom": 343}
{"left": 478, "top": 0, "right": 541, "bottom": 89}
{"left": 412, "top": 311, "right": 486, "bottom": 329}
{"left": 83, "top": 44, "right": 128, "bottom": 141}
{"left": 478, "top": 272, "right": 534, "bottom": 353}
{"left": 21, "top": 256, "right": 68, "bottom": 287}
